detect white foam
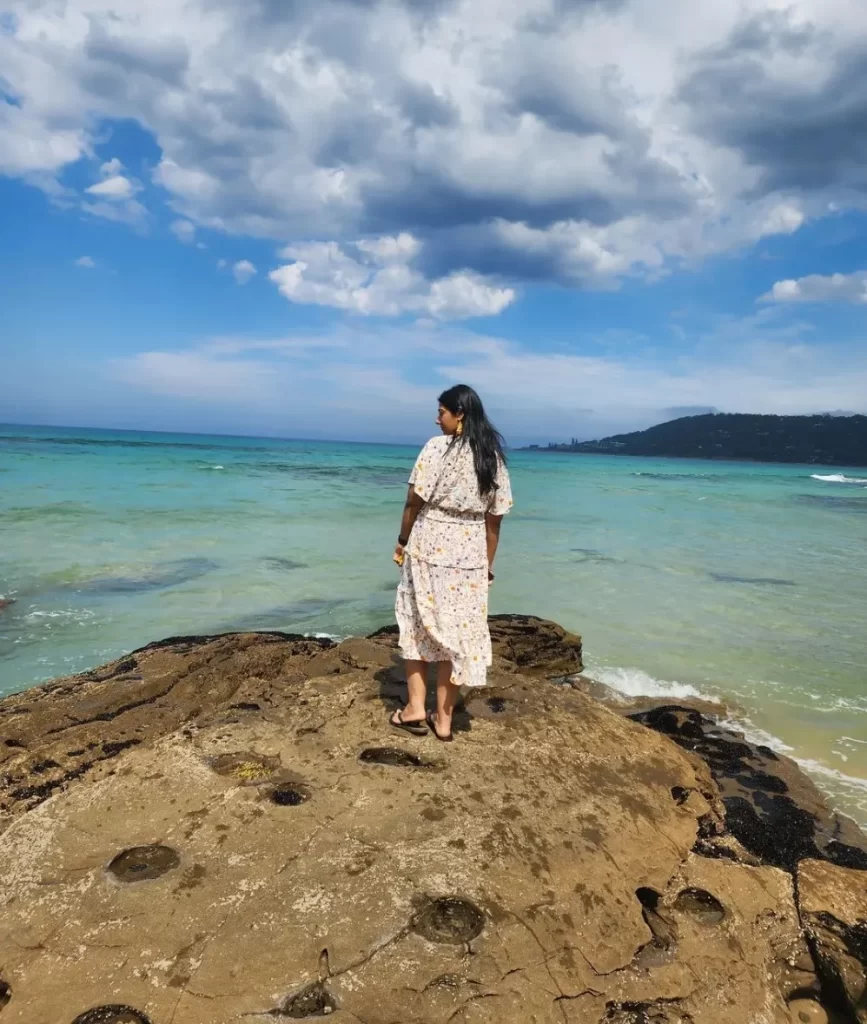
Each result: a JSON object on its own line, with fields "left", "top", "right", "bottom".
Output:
{"left": 792, "top": 758, "right": 867, "bottom": 796}
{"left": 24, "top": 608, "right": 95, "bottom": 623}
{"left": 811, "top": 473, "right": 867, "bottom": 484}
{"left": 586, "top": 664, "right": 705, "bottom": 701}
{"left": 728, "top": 717, "right": 794, "bottom": 753}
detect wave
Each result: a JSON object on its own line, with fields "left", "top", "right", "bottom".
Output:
{"left": 585, "top": 663, "right": 705, "bottom": 701}
{"left": 24, "top": 607, "right": 96, "bottom": 625}
{"left": 811, "top": 473, "right": 867, "bottom": 484}
{"left": 729, "top": 717, "right": 794, "bottom": 753}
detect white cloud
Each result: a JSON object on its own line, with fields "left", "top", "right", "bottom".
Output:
{"left": 112, "top": 351, "right": 280, "bottom": 403}
{"left": 82, "top": 198, "right": 148, "bottom": 227}
{"left": 5, "top": 0, "right": 864, "bottom": 299}
{"left": 170, "top": 219, "right": 197, "bottom": 244}
{"left": 100, "top": 158, "right": 123, "bottom": 177}
{"left": 80, "top": 156, "right": 146, "bottom": 224}
{"left": 233, "top": 259, "right": 256, "bottom": 285}
{"left": 217, "top": 259, "right": 228, "bottom": 270}
{"left": 761, "top": 271, "right": 867, "bottom": 305}
{"left": 86, "top": 175, "right": 136, "bottom": 200}
{"left": 74, "top": 256, "right": 95, "bottom": 268}
{"left": 110, "top": 317, "right": 867, "bottom": 444}
{"left": 270, "top": 234, "right": 514, "bottom": 319}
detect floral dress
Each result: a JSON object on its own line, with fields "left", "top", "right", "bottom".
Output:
{"left": 396, "top": 435, "right": 513, "bottom": 688}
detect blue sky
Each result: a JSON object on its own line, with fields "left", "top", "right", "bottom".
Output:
{"left": 1, "top": 0, "right": 866, "bottom": 446}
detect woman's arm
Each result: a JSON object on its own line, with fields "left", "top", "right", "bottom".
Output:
{"left": 394, "top": 486, "right": 426, "bottom": 562}
{"left": 485, "top": 513, "right": 503, "bottom": 578}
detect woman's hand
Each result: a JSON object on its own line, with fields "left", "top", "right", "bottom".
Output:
{"left": 394, "top": 544, "right": 406, "bottom": 567}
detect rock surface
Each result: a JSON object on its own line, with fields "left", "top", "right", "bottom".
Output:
{"left": 0, "top": 615, "right": 863, "bottom": 1024}
{"left": 798, "top": 860, "right": 867, "bottom": 1022}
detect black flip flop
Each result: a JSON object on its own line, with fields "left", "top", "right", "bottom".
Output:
{"left": 390, "top": 709, "right": 428, "bottom": 736}
{"left": 426, "top": 710, "right": 454, "bottom": 742}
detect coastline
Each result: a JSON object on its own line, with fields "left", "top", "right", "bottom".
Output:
{"left": 520, "top": 448, "right": 867, "bottom": 470}
{"left": 1, "top": 616, "right": 865, "bottom": 1023}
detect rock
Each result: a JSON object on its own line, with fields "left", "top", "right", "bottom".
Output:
{"left": 798, "top": 859, "right": 867, "bottom": 1022}
{"left": 629, "top": 705, "right": 867, "bottom": 874}
{"left": 369, "top": 613, "right": 584, "bottom": 678}
{"left": 0, "top": 616, "right": 858, "bottom": 1023}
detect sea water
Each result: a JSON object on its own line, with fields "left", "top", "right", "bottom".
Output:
{"left": 1, "top": 424, "right": 865, "bottom": 826}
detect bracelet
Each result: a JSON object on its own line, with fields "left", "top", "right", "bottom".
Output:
{"left": 398, "top": 535, "right": 409, "bottom": 547}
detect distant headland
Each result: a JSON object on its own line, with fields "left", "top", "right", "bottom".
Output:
{"left": 524, "top": 412, "right": 867, "bottom": 467}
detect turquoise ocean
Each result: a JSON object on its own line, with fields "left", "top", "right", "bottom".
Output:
{"left": 1, "top": 424, "right": 865, "bottom": 827}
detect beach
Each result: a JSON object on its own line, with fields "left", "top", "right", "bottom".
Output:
{"left": 1, "top": 423, "right": 865, "bottom": 827}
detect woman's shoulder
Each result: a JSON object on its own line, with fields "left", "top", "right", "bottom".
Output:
{"left": 420, "top": 434, "right": 449, "bottom": 453}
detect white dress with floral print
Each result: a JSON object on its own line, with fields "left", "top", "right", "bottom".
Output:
{"left": 396, "top": 435, "right": 513, "bottom": 688}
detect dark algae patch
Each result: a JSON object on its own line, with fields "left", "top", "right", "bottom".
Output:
{"left": 71, "top": 1008, "right": 152, "bottom": 1024}
{"left": 273, "top": 983, "right": 337, "bottom": 1018}
{"left": 359, "top": 747, "right": 429, "bottom": 768}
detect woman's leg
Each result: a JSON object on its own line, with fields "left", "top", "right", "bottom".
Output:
{"left": 433, "top": 661, "right": 459, "bottom": 737}
{"left": 394, "top": 659, "right": 427, "bottom": 724}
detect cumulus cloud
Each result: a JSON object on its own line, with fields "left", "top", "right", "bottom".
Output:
{"left": 2, "top": 0, "right": 866, "bottom": 298}
{"left": 270, "top": 234, "right": 514, "bottom": 318}
{"left": 74, "top": 256, "right": 95, "bottom": 268}
{"left": 85, "top": 159, "right": 138, "bottom": 201}
{"left": 761, "top": 271, "right": 867, "bottom": 305}
{"left": 170, "top": 219, "right": 197, "bottom": 244}
{"left": 86, "top": 175, "right": 135, "bottom": 200}
{"left": 232, "top": 259, "right": 257, "bottom": 285}
{"left": 80, "top": 155, "right": 146, "bottom": 225}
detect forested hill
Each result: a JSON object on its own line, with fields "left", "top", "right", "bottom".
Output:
{"left": 531, "top": 413, "right": 867, "bottom": 466}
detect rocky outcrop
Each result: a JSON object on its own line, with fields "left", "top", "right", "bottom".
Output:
{"left": 626, "top": 706, "right": 867, "bottom": 874}
{"left": 798, "top": 860, "right": 867, "bottom": 1022}
{"left": 0, "top": 616, "right": 863, "bottom": 1024}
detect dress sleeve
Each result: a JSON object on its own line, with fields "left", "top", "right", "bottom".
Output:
{"left": 408, "top": 438, "right": 444, "bottom": 503}
{"left": 488, "top": 459, "right": 513, "bottom": 516}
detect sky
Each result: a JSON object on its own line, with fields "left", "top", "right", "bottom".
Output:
{"left": 1, "top": 0, "right": 867, "bottom": 446}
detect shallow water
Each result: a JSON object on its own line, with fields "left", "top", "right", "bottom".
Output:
{"left": 1, "top": 424, "right": 865, "bottom": 826}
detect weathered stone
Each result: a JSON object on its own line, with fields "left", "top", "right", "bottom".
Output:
{"left": 0, "top": 618, "right": 859, "bottom": 1023}
{"left": 798, "top": 859, "right": 867, "bottom": 1022}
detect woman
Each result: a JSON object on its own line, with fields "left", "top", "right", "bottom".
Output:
{"left": 391, "top": 385, "right": 513, "bottom": 741}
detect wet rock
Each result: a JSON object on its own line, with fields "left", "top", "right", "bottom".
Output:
{"left": 411, "top": 897, "right": 485, "bottom": 945}
{"left": 629, "top": 705, "right": 867, "bottom": 873}
{"left": 358, "top": 746, "right": 431, "bottom": 768}
{"left": 107, "top": 845, "right": 181, "bottom": 883}
{"left": 274, "top": 982, "right": 337, "bottom": 1018}
{"left": 269, "top": 784, "right": 310, "bottom": 807}
{"left": 71, "top": 1007, "right": 152, "bottom": 1024}
{"left": 798, "top": 859, "right": 867, "bottom": 1022}
{"left": 672, "top": 888, "right": 725, "bottom": 925}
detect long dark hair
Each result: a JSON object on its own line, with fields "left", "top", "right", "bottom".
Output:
{"left": 439, "top": 384, "right": 506, "bottom": 497}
